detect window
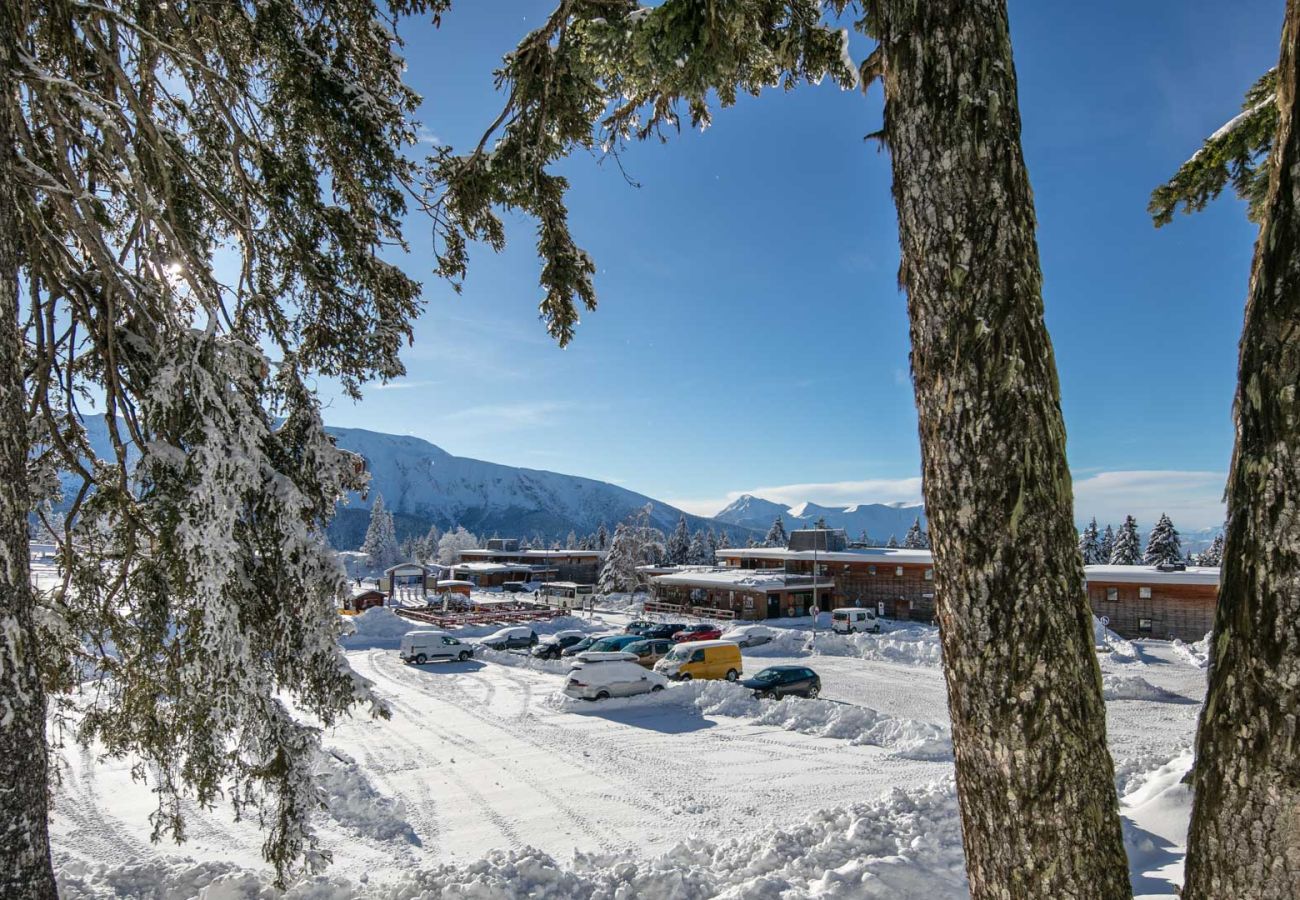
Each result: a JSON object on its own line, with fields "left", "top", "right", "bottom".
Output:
{"left": 691, "top": 650, "right": 705, "bottom": 663}
{"left": 1139, "top": 586, "right": 1152, "bottom": 599}
{"left": 895, "top": 566, "right": 904, "bottom": 577}
{"left": 1138, "top": 618, "right": 1153, "bottom": 633}
{"left": 924, "top": 569, "right": 934, "bottom": 580}
{"left": 868, "top": 565, "right": 877, "bottom": 575}
{"left": 743, "top": 596, "right": 754, "bottom": 610}
{"left": 1106, "top": 587, "right": 1119, "bottom": 602}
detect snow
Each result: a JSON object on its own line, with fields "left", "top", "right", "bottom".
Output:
{"left": 651, "top": 566, "right": 835, "bottom": 592}
{"left": 1083, "top": 564, "right": 1220, "bottom": 585}
{"left": 50, "top": 610, "right": 1210, "bottom": 898}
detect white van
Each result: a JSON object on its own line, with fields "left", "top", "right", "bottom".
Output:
{"left": 400, "top": 630, "right": 474, "bottom": 664}
{"left": 830, "top": 608, "right": 881, "bottom": 634}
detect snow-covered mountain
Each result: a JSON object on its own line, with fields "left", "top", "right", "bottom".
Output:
{"left": 715, "top": 494, "right": 926, "bottom": 544}
{"left": 326, "top": 426, "right": 744, "bottom": 548}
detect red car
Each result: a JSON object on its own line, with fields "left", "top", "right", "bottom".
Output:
{"left": 672, "top": 624, "right": 722, "bottom": 643}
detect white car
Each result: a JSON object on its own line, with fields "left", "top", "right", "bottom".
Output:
{"left": 720, "top": 624, "right": 779, "bottom": 648}
{"left": 830, "top": 608, "right": 881, "bottom": 634}
{"left": 476, "top": 626, "right": 539, "bottom": 651}
{"left": 563, "top": 655, "right": 669, "bottom": 701}
{"left": 400, "top": 630, "right": 475, "bottom": 664}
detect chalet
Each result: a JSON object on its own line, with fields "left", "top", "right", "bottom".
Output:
{"left": 344, "top": 589, "right": 387, "bottom": 614}
{"left": 1084, "top": 564, "right": 1219, "bottom": 642}
{"left": 458, "top": 547, "right": 606, "bottom": 582}
{"left": 649, "top": 567, "right": 835, "bottom": 620}
{"left": 449, "top": 561, "right": 558, "bottom": 588}
{"left": 434, "top": 579, "right": 474, "bottom": 597}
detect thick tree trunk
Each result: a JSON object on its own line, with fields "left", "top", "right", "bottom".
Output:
{"left": 1182, "top": 3, "right": 1300, "bottom": 896}
{"left": 872, "top": 2, "right": 1131, "bottom": 897}
{"left": 0, "top": 12, "right": 57, "bottom": 897}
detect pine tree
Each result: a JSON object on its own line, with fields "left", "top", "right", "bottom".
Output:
{"left": 903, "top": 517, "right": 928, "bottom": 549}
{"left": 437, "top": 526, "right": 480, "bottom": 566}
{"left": 886, "top": 533, "right": 900, "bottom": 549}
{"left": 1110, "top": 516, "right": 1143, "bottom": 565}
{"left": 419, "top": 524, "right": 443, "bottom": 564}
{"left": 362, "top": 495, "right": 400, "bottom": 571}
{"left": 765, "top": 515, "right": 789, "bottom": 548}
{"left": 1182, "top": 9, "right": 1300, "bottom": 893}
{"left": 597, "top": 524, "right": 637, "bottom": 595}
{"left": 1199, "top": 533, "right": 1225, "bottom": 567}
{"left": 565, "top": 530, "right": 577, "bottom": 550}
{"left": 1098, "top": 524, "right": 1116, "bottom": 564}
{"left": 596, "top": 522, "right": 608, "bottom": 551}
{"left": 1077, "top": 518, "right": 1102, "bottom": 565}
{"left": 666, "top": 514, "right": 692, "bottom": 565}
{"left": 0, "top": 3, "right": 462, "bottom": 890}
{"left": 686, "top": 529, "right": 710, "bottom": 566}
{"left": 858, "top": 529, "right": 871, "bottom": 546}
{"left": 1142, "top": 513, "right": 1183, "bottom": 566}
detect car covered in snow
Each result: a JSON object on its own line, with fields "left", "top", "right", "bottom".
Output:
{"left": 623, "top": 620, "right": 655, "bottom": 635}
{"left": 400, "top": 630, "right": 475, "bottom": 665}
{"left": 476, "top": 626, "right": 539, "bottom": 651}
{"left": 623, "top": 638, "right": 675, "bottom": 668}
{"left": 563, "top": 654, "right": 669, "bottom": 701}
{"left": 741, "top": 665, "right": 821, "bottom": 700}
{"left": 587, "top": 634, "right": 646, "bottom": 653}
{"left": 531, "top": 630, "right": 589, "bottom": 659}
{"left": 672, "top": 623, "right": 723, "bottom": 643}
{"left": 719, "top": 624, "right": 779, "bottom": 648}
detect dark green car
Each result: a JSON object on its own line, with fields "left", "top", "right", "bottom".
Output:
{"left": 741, "top": 666, "right": 821, "bottom": 700}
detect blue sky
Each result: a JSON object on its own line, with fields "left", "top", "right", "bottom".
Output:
{"left": 315, "top": 1, "right": 1279, "bottom": 529}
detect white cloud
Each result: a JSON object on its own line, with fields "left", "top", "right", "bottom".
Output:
{"left": 673, "top": 469, "right": 1226, "bottom": 530}
{"left": 439, "top": 401, "right": 588, "bottom": 435}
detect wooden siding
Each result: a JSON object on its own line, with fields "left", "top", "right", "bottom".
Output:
{"left": 1087, "top": 581, "right": 1217, "bottom": 642}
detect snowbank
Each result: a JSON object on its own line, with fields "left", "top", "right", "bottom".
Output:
{"left": 1093, "top": 616, "right": 1145, "bottom": 665}
{"left": 314, "top": 749, "right": 415, "bottom": 844}
{"left": 341, "top": 607, "right": 415, "bottom": 646}
{"left": 1101, "top": 674, "right": 1183, "bottom": 702}
{"left": 745, "top": 621, "right": 944, "bottom": 669}
{"left": 56, "top": 779, "right": 966, "bottom": 899}
{"left": 1170, "top": 634, "right": 1212, "bottom": 670}
{"left": 474, "top": 647, "right": 572, "bottom": 676}
{"left": 546, "top": 680, "right": 952, "bottom": 761}
{"left": 1121, "top": 752, "right": 1195, "bottom": 896}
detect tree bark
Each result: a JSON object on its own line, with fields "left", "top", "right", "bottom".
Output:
{"left": 1182, "top": 3, "right": 1300, "bottom": 896}
{"left": 0, "top": 7, "right": 57, "bottom": 897}
{"left": 871, "top": 2, "right": 1131, "bottom": 896}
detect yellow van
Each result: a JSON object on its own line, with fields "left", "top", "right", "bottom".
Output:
{"left": 654, "top": 640, "right": 743, "bottom": 682}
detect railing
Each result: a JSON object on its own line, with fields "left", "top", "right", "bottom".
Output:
{"left": 394, "top": 607, "right": 562, "bottom": 628}
{"left": 690, "top": 606, "right": 736, "bottom": 620}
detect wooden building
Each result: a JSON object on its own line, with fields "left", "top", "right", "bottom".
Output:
{"left": 458, "top": 548, "right": 606, "bottom": 583}
{"left": 1084, "top": 564, "right": 1219, "bottom": 642}
{"left": 343, "top": 589, "right": 387, "bottom": 614}
{"left": 650, "top": 567, "right": 835, "bottom": 620}
{"left": 449, "top": 562, "right": 558, "bottom": 588}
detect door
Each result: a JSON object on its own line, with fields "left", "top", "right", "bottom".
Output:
{"left": 767, "top": 595, "right": 781, "bottom": 618}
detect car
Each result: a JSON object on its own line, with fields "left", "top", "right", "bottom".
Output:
{"left": 477, "top": 626, "right": 539, "bottom": 651}
{"left": 830, "top": 607, "right": 881, "bottom": 634}
{"left": 719, "top": 624, "right": 779, "bottom": 648}
{"left": 641, "top": 622, "right": 688, "bottom": 641}
{"left": 672, "top": 623, "right": 723, "bottom": 643}
{"left": 587, "top": 634, "right": 647, "bottom": 653}
{"left": 399, "top": 630, "right": 475, "bottom": 664}
{"left": 623, "top": 620, "right": 655, "bottom": 635}
{"left": 741, "top": 665, "right": 821, "bottom": 699}
{"left": 654, "top": 640, "right": 743, "bottom": 682}
{"left": 560, "top": 633, "right": 616, "bottom": 657}
{"left": 531, "top": 630, "right": 589, "bottom": 659}
{"left": 563, "top": 656, "right": 669, "bottom": 701}
{"left": 501, "top": 581, "right": 529, "bottom": 593}
{"left": 623, "top": 638, "right": 675, "bottom": 668}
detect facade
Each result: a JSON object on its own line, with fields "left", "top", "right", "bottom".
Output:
{"left": 1084, "top": 565, "right": 1219, "bottom": 642}
{"left": 449, "top": 561, "right": 559, "bottom": 587}
{"left": 716, "top": 546, "right": 1221, "bottom": 640}
{"left": 458, "top": 548, "right": 606, "bottom": 582}
{"left": 649, "top": 567, "right": 835, "bottom": 620}
{"left": 379, "top": 562, "right": 439, "bottom": 598}
{"left": 345, "top": 589, "right": 387, "bottom": 613}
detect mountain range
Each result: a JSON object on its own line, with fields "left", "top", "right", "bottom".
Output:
{"left": 714, "top": 494, "right": 926, "bottom": 543}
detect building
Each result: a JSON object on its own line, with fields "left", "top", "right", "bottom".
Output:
{"left": 449, "top": 561, "right": 558, "bottom": 588}
{"left": 714, "top": 544, "right": 1221, "bottom": 640}
{"left": 649, "top": 566, "right": 835, "bottom": 620}
{"left": 1084, "top": 564, "right": 1219, "bottom": 642}
{"left": 379, "top": 562, "right": 440, "bottom": 599}
{"left": 344, "top": 589, "right": 387, "bottom": 614}
{"left": 458, "top": 548, "right": 606, "bottom": 582}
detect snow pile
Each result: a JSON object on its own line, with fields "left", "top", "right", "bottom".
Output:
{"left": 547, "top": 681, "right": 951, "bottom": 761}
{"left": 1093, "top": 616, "right": 1144, "bottom": 665}
{"left": 314, "top": 749, "right": 415, "bottom": 844}
{"left": 60, "top": 780, "right": 965, "bottom": 899}
{"left": 1120, "top": 752, "right": 1195, "bottom": 895}
{"left": 474, "top": 647, "right": 571, "bottom": 676}
{"left": 341, "top": 607, "right": 415, "bottom": 646}
{"left": 1170, "top": 633, "right": 1212, "bottom": 669}
{"left": 1102, "top": 674, "right": 1182, "bottom": 702}
{"left": 807, "top": 625, "right": 944, "bottom": 668}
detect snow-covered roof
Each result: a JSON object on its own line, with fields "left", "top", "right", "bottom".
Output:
{"left": 435, "top": 579, "right": 475, "bottom": 587}
{"left": 1083, "top": 565, "right": 1220, "bottom": 585}
{"left": 383, "top": 561, "right": 435, "bottom": 575}
{"left": 451, "top": 562, "right": 551, "bottom": 573}
{"left": 459, "top": 549, "right": 606, "bottom": 560}
{"left": 652, "top": 567, "right": 835, "bottom": 593}
{"left": 716, "top": 547, "right": 935, "bottom": 565}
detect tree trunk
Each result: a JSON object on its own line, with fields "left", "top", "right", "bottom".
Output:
{"left": 1182, "top": 3, "right": 1300, "bottom": 896}
{"left": 0, "top": 11, "right": 57, "bottom": 897}
{"left": 871, "top": 2, "right": 1132, "bottom": 896}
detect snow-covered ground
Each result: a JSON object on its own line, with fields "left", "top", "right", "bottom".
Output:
{"left": 48, "top": 598, "right": 1206, "bottom": 898}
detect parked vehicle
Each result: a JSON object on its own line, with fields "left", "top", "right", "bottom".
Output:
{"left": 564, "top": 657, "right": 669, "bottom": 701}
{"left": 532, "top": 630, "right": 588, "bottom": 659}
{"left": 623, "top": 638, "right": 675, "bottom": 668}
{"left": 588, "top": 634, "right": 647, "bottom": 653}
{"left": 560, "top": 633, "right": 616, "bottom": 657}
{"left": 624, "top": 620, "right": 654, "bottom": 635}
{"left": 672, "top": 623, "right": 723, "bottom": 643}
{"left": 741, "top": 665, "right": 821, "bottom": 699}
{"left": 478, "top": 626, "right": 539, "bottom": 650}
{"left": 642, "top": 622, "right": 688, "bottom": 641}
{"left": 830, "top": 608, "right": 881, "bottom": 634}
{"left": 654, "top": 640, "right": 742, "bottom": 682}
{"left": 720, "top": 624, "right": 779, "bottom": 648}
{"left": 400, "top": 630, "right": 474, "bottom": 664}
{"left": 501, "top": 581, "right": 529, "bottom": 593}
